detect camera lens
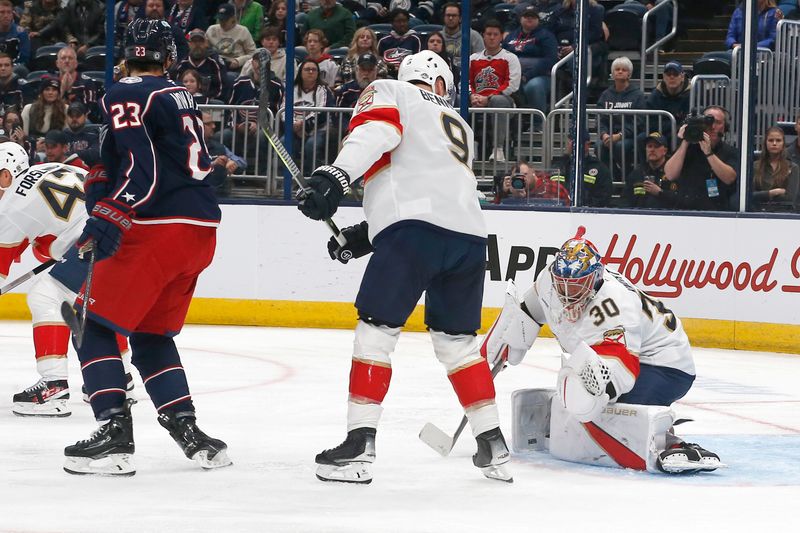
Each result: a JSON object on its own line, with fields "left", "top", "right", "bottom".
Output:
{"left": 511, "top": 176, "right": 525, "bottom": 189}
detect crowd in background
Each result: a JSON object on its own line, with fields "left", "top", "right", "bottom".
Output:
{"left": 0, "top": 0, "right": 797, "bottom": 213}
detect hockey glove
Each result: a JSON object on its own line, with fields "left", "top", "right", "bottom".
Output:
{"left": 297, "top": 165, "right": 350, "bottom": 221}
{"left": 328, "top": 221, "right": 373, "bottom": 264}
{"left": 84, "top": 165, "right": 114, "bottom": 213}
{"left": 77, "top": 199, "right": 134, "bottom": 261}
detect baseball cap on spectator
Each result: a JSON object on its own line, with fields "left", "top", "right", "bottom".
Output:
{"left": 44, "top": 130, "right": 68, "bottom": 145}
{"left": 40, "top": 75, "right": 60, "bottom": 91}
{"left": 663, "top": 61, "right": 684, "bottom": 75}
{"left": 521, "top": 7, "right": 540, "bottom": 18}
{"left": 357, "top": 53, "right": 378, "bottom": 68}
{"left": 67, "top": 101, "right": 87, "bottom": 116}
{"left": 645, "top": 132, "right": 668, "bottom": 147}
{"left": 187, "top": 29, "right": 207, "bottom": 41}
{"left": 217, "top": 3, "right": 235, "bottom": 21}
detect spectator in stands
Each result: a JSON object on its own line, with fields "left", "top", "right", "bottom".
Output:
{"left": 230, "top": 49, "right": 284, "bottom": 118}
{"left": 726, "top": 0, "right": 780, "bottom": 50}
{"left": 623, "top": 131, "right": 677, "bottom": 208}
{"left": 624, "top": 0, "right": 672, "bottom": 41}
{"left": 338, "top": 27, "right": 388, "bottom": 87}
{"left": 378, "top": 8, "right": 421, "bottom": 77}
{"left": 179, "top": 69, "right": 214, "bottom": 105}
{"left": 113, "top": 0, "right": 145, "bottom": 56}
{"left": 282, "top": 58, "right": 335, "bottom": 171}
{"left": 35, "top": 0, "right": 104, "bottom": 58}
{"left": 305, "top": 0, "right": 356, "bottom": 51}
{"left": 241, "top": 27, "right": 295, "bottom": 84}
{"left": 441, "top": 3, "right": 483, "bottom": 81}
{"left": 62, "top": 100, "right": 99, "bottom": 166}
{"left": 495, "top": 160, "right": 570, "bottom": 205}
{"left": 335, "top": 52, "right": 379, "bottom": 109}
{"left": 0, "top": 52, "right": 23, "bottom": 113}
{"left": 202, "top": 111, "right": 245, "bottom": 196}
{"left": 597, "top": 56, "right": 646, "bottom": 177}
{"left": 21, "top": 0, "right": 63, "bottom": 49}
{"left": 167, "top": 0, "right": 206, "bottom": 36}
{"left": 55, "top": 46, "right": 97, "bottom": 113}
{"left": 174, "top": 29, "right": 228, "bottom": 101}
{"left": 231, "top": 0, "right": 263, "bottom": 42}
{"left": 502, "top": 7, "right": 557, "bottom": 116}
{"left": 266, "top": 0, "right": 293, "bottom": 47}
{"left": 207, "top": 3, "right": 257, "bottom": 73}
{"left": 21, "top": 75, "right": 66, "bottom": 138}
{"left": 304, "top": 29, "right": 339, "bottom": 87}
{"left": 664, "top": 105, "right": 738, "bottom": 210}
{"left": 553, "top": 0, "right": 608, "bottom": 86}
{"left": 426, "top": 31, "right": 458, "bottom": 88}
{"left": 551, "top": 132, "right": 612, "bottom": 207}
{"left": 144, "top": 0, "right": 189, "bottom": 61}
{"left": 511, "top": 0, "right": 561, "bottom": 32}
{"left": 469, "top": 19, "right": 521, "bottom": 163}
{"left": 3, "top": 108, "right": 33, "bottom": 154}
{"left": 0, "top": 0, "right": 31, "bottom": 70}
{"left": 790, "top": 115, "right": 800, "bottom": 165}
{"left": 39, "top": 128, "right": 87, "bottom": 168}
{"left": 752, "top": 126, "right": 800, "bottom": 212}
{"left": 646, "top": 60, "right": 689, "bottom": 139}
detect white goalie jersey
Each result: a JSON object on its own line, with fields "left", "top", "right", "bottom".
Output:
{"left": 332, "top": 79, "right": 487, "bottom": 241}
{"left": 536, "top": 266, "right": 695, "bottom": 377}
{"left": 0, "top": 163, "right": 87, "bottom": 279}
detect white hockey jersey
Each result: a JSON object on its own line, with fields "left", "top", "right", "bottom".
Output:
{"left": 332, "top": 79, "right": 486, "bottom": 241}
{"left": 0, "top": 163, "right": 87, "bottom": 279}
{"left": 535, "top": 266, "right": 695, "bottom": 376}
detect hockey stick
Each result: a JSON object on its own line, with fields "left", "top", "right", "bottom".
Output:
{"left": 0, "top": 258, "right": 58, "bottom": 295}
{"left": 255, "top": 48, "right": 346, "bottom": 247}
{"left": 60, "top": 247, "right": 95, "bottom": 349}
{"left": 419, "top": 356, "right": 507, "bottom": 457}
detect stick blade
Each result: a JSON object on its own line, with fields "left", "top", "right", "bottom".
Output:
{"left": 419, "top": 422, "right": 455, "bottom": 457}
{"left": 60, "top": 301, "right": 83, "bottom": 347}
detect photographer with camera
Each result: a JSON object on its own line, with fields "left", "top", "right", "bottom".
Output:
{"left": 664, "top": 105, "right": 738, "bottom": 210}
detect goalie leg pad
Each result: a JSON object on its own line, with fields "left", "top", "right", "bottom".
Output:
{"left": 511, "top": 388, "right": 555, "bottom": 453}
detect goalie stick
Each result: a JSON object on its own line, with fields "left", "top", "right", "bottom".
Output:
{"left": 59, "top": 247, "right": 95, "bottom": 348}
{"left": 0, "top": 258, "right": 57, "bottom": 295}
{"left": 255, "top": 48, "right": 346, "bottom": 247}
{"left": 419, "top": 355, "right": 507, "bottom": 457}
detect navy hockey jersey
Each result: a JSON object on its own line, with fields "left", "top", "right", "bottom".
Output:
{"left": 100, "top": 75, "right": 220, "bottom": 225}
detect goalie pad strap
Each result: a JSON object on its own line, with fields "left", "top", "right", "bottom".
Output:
{"left": 448, "top": 360, "right": 495, "bottom": 408}
{"left": 349, "top": 359, "right": 392, "bottom": 403}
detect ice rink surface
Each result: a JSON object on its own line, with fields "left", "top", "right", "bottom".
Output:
{"left": 0, "top": 321, "right": 798, "bottom": 533}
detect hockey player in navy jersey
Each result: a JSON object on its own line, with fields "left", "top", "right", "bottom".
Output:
{"left": 299, "top": 51, "right": 512, "bottom": 484}
{"left": 63, "top": 18, "right": 231, "bottom": 476}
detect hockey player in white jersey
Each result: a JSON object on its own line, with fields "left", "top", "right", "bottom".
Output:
{"left": 484, "top": 226, "right": 721, "bottom": 473}
{"left": 0, "top": 142, "right": 131, "bottom": 417}
{"left": 298, "top": 51, "right": 512, "bottom": 483}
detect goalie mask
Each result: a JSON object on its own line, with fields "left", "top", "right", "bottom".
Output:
{"left": 550, "top": 226, "right": 604, "bottom": 323}
{"left": 398, "top": 50, "right": 455, "bottom": 103}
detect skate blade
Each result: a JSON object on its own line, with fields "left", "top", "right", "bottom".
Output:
{"left": 316, "top": 462, "right": 373, "bottom": 484}
{"left": 658, "top": 457, "right": 720, "bottom": 474}
{"left": 13, "top": 400, "right": 71, "bottom": 418}
{"left": 63, "top": 454, "right": 135, "bottom": 476}
{"left": 480, "top": 464, "right": 514, "bottom": 483}
{"left": 193, "top": 448, "right": 233, "bottom": 470}
{"left": 418, "top": 422, "right": 454, "bottom": 457}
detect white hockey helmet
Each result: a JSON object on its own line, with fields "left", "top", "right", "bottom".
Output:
{"left": 398, "top": 50, "right": 455, "bottom": 102}
{"left": 0, "top": 141, "right": 30, "bottom": 179}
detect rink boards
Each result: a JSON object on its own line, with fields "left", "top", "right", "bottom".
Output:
{"left": 2, "top": 204, "right": 798, "bottom": 354}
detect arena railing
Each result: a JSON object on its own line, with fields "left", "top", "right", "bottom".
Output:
{"left": 639, "top": 0, "right": 679, "bottom": 91}
{"left": 773, "top": 20, "right": 800, "bottom": 126}
{"left": 550, "top": 47, "right": 592, "bottom": 111}
{"left": 546, "top": 107, "right": 676, "bottom": 203}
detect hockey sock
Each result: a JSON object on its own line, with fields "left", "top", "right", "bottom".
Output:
{"left": 77, "top": 320, "right": 126, "bottom": 420}
{"left": 32, "top": 324, "right": 69, "bottom": 380}
{"left": 130, "top": 333, "right": 194, "bottom": 414}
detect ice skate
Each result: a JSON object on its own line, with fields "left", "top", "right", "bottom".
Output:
{"left": 12, "top": 379, "right": 71, "bottom": 417}
{"left": 473, "top": 427, "right": 513, "bottom": 483}
{"left": 158, "top": 411, "right": 232, "bottom": 469}
{"left": 64, "top": 400, "right": 135, "bottom": 476}
{"left": 315, "top": 427, "right": 376, "bottom": 484}
{"left": 657, "top": 441, "right": 723, "bottom": 474}
{"left": 83, "top": 373, "right": 136, "bottom": 404}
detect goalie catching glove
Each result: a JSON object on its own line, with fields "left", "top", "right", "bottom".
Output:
{"left": 556, "top": 342, "right": 614, "bottom": 423}
{"left": 298, "top": 165, "right": 351, "bottom": 220}
{"left": 480, "top": 280, "right": 541, "bottom": 366}
{"left": 76, "top": 198, "right": 134, "bottom": 261}
{"left": 328, "top": 221, "right": 373, "bottom": 264}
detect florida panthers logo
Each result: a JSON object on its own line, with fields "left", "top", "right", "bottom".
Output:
{"left": 356, "top": 86, "right": 377, "bottom": 113}
{"left": 474, "top": 66, "right": 500, "bottom": 93}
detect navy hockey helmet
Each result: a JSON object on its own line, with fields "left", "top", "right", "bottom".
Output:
{"left": 124, "top": 18, "right": 177, "bottom": 66}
